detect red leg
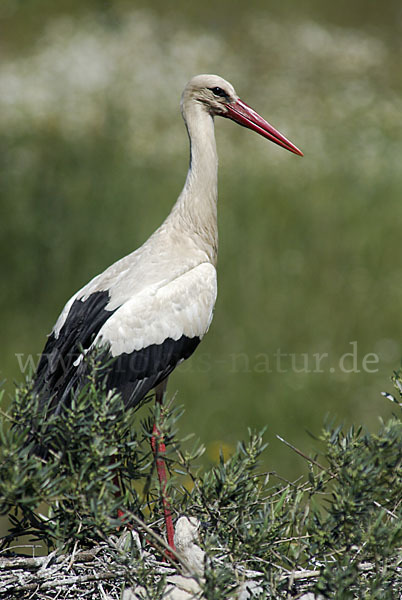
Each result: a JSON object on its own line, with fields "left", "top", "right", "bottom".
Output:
{"left": 110, "top": 455, "right": 126, "bottom": 521}
{"left": 112, "top": 381, "right": 176, "bottom": 555}
{"left": 151, "top": 380, "right": 176, "bottom": 553}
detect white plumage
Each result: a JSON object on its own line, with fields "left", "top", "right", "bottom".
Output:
{"left": 33, "top": 73, "right": 302, "bottom": 414}
{"left": 95, "top": 263, "right": 217, "bottom": 355}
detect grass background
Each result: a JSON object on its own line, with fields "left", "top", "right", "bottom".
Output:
{"left": 1, "top": 0, "right": 401, "bottom": 492}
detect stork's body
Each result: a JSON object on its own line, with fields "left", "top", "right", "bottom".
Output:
{"left": 33, "top": 74, "right": 302, "bottom": 551}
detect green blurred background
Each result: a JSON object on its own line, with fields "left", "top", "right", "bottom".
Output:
{"left": 1, "top": 0, "right": 401, "bottom": 483}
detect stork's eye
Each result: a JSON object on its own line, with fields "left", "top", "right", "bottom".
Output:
{"left": 209, "top": 87, "right": 228, "bottom": 98}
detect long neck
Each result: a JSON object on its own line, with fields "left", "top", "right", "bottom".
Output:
{"left": 167, "top": 101, "right": 218, "bottom": 264}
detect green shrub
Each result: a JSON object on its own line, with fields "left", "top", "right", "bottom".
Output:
{"left": 0, "top": 365, "right": 401, "bottom": 598}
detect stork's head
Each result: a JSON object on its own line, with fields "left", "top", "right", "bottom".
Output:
{"left": 182, "top": 74, "right": 303, "bottom": 156}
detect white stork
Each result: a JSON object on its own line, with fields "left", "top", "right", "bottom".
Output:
{"left": 33, "top": 74, "right": 302, "bottom": 551}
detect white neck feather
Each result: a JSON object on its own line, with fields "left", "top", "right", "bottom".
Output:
{"left": 167, "top": 100, "right": 218, "bottom": 264}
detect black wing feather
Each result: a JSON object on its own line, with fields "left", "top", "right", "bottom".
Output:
{"left": 108, "top": 335, "right": 200, "bottom": 407}
{"left": 33, "top": 290, "right": 201, "bottom": 414}
{"left": 33, "top": 291, "right": 115, "bottom": 412}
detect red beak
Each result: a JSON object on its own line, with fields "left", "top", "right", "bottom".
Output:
{"left": 225, "top": 99, "right": 303, "bottom": 157}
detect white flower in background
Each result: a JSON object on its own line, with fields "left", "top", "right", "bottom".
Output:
{"left": 0, "top": 9, "right": 401, "bottom": 178}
